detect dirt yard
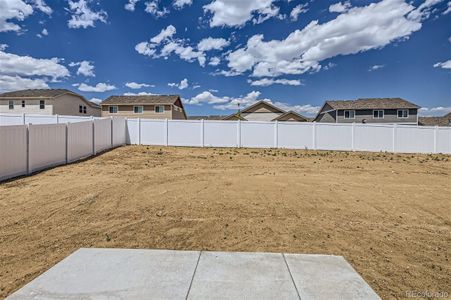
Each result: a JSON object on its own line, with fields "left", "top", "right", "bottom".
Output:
{"left": 0, "top": 146, "right": 450, "bottom": 299}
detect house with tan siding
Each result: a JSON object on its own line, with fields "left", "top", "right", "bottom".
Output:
{"left": 0, "top": 89, "right": 101, "bottom": 116}
{"left": 223, "top": 100, "right": 308, "bottom": 122}
{"left": 101, "top": 95, "right": 187, "bottom": 119}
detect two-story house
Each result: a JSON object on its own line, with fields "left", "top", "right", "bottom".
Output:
{"left": 101, "top": 95, "right": 187, "bottom": 119}
{"left": 314, "top": 98, "right": 420, "bottom": 125}
{"left": 0, "top": 89, "right": 101, "bottom": 116}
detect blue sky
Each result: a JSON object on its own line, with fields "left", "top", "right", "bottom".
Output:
{"left": 0, "top": 0, "right": 450, "bottom": 116}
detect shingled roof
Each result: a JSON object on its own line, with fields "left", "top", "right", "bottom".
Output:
{"left": 0, "top": 89, "right": 74, "bottom": 98}
{"left": 102, "top": 95, "right": 180, "bottom": 105}
{"left": 419, "top": 113, "right": 451, "bottom": 127}
{"left": 325, "top": 98, "right": 420, "bottom": 110}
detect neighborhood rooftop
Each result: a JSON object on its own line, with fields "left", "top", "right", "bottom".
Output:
{"left": 325, "top": 98, "right": 420, "bottom": 110}
{"left": 0, "top": 89, "right": 75, "bottom": 98}
{"left": 102, "top": 95, "right": 180, "bottom": 105}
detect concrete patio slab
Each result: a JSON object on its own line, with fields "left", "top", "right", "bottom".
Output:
{"left": 7, "top": 248, "right": 380, "bottom": 300}
{"left": 284, "top": 254, "right": 381, "bottom": 300}
{"left": 187, "top": 251, "right": 299, "bottom": 300}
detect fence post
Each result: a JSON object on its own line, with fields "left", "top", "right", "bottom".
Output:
{"left": 26, "top": 124, "right": 31, "bottom": 175}
{"left": 56, "top": 114, "right": 59, "bottom": 124}
{"left": 91, "top": 116, "right": 96, "bottom": 155}
{"left": 110, "top": 116, "right": 114, "bottom": 148}
{"left": 351, "top": 122, "right": 355, "bottom": 151}
{"left": 274, "top": 120, "right": 278, "bottom": 148}
{"left": 165, "top": 118, "right": 169, "bottom": 146}
{"left": 312, "top": 122, "right": 316, "bottom": 150}
{"left": 201, "top": 119, "right": 205, "bottom": 147}
{"left": 433, "top": 125, "right": 438, "bottom": 154}
{"left": 22, "top": 113, "right": 26, "bottom": 125}
{"left": 65, "top": 123, "right": 69, "bottom": 164}
{"left": 392, "top": 124, "right": 397, "bottom": 153}
{"left": 237, "top": 120, "right": 241, "bottom": 148}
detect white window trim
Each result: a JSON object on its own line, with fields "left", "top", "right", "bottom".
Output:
{"left": 397, "top": 109, "right": 409, "bottom": 119}
{"left": 133, "top": 105, "right": 144, "bottom": 114}
{"left": 155, "top": 105, "right": 165, "bottom": 114}
{"left": 344, "top": 110, "right": 355, "bottom": 119}
{"left": 8, "top": 100, "right": 14, "bottom": 110}
{"left": 373, "top": 109, "right": 384, "bottom": 119}
{"left": 109, "top": 105, "right": 118, "bottom": 114}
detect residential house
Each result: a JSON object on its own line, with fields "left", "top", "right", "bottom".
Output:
{"left": 419, "top": 112, "right": 451, "bottom": 127}
{"left": 223, "top": 100, "right": 308, "bottom": 122}
{"left": 0, "top": 89, "right": 101, "bottom": 116}
{"left": 314, "top": 98, "right": 420, "bottom": 125}
{"left": 101, "top": 95, "right": 187, "bottom": 119}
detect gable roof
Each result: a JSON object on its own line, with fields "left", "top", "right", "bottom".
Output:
{"left": 188, "top": 115, "right": 227, "bottom": 120}
{"left": 324, "top": 98, "right": 420, "bottom": 110}
{"left": 102, "top": 95, "right": 180, "bottom": 105}
{"left": 222, "top": 113, "right": 247, "bottom": 121}
{"left": 240, "top": 100, "right": 286, "bottom": 114}
{"left": 418, "top": 113, "right": 451, "bottom": 127}
{"left": 272, "top": 110, "right": 308, "bottom": 122}
{"left": 0, "top": 89, "right": 100, "bottom": 108}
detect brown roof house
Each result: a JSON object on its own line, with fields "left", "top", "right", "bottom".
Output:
{"left": 314, "top": 98, "right": 420, "bottom": 125}
{"left": 223, "top": 100, "right": 308, "bottom": 122}
{"left": 419, "top": 112, "right": 451, "bottom": 127}
{"left": 0, "top": 89, "right": 101, "bottom": 116}
{"left": 101, "top": 95, "right": 187, "bottom": 119}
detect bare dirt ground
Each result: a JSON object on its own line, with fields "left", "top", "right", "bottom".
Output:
{"left": 0, "top": 146, "right": 450, "bottom": 299}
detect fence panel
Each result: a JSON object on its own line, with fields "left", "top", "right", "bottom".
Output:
{"left": 204, "top": 121, "right": 238, "bottom": 147}
{"left": 0, "top": 125, "right": 28, "bottom": 180}
{"left": 94, "top": 118, "right": 112, "bottom": 153}
{"left": 28, "top": 124, "right": 66, "bottom": 173}
{"left": 25, "top": 114, "right": 57, "bottom": 124}
{"left": 241, "top": 121, "right": 275, "bottom": 148}
{"left": 58, "top": 116, "right": 91, "bottom": 123}
{"left": 395, "top": 125, "right": 434, "bottom": 153}
{"left": 112, "top": 117, "right": 126, "bottom": 147}
{"left": 278, "top": 122, "right": 313, "bottom": 149}
{"left": 0, "top": 114, "right": 23, "bottom": 126}
{"left": 67, "top": 121, "right": 93, "bottom": 162}
{"left": 168, "top": 120, "right": 202, "bottom": 146}
{"left": 316, "top": 123, "right": 353, "bottom": 151}
{"left": 126, "top": 118, "right": 140, "bottom": 145}
{"left": 436, "top": 127, "right": 451, "bottom": 154}
{"left": 141, "top": 119, "right": 166, "bottom": 145}
{"left": 354, "top": 124, "right": 393, "bottom": 152}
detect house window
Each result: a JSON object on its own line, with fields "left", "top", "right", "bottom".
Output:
{"left": 39, "top": 100, "right": 45, "bottom": 109}
{"left": 373, "top": 110, "right": 384, "bottom": 119}
{"left": 155, "top": 105, "right": 165, "bottom": 113}
{"left": 8, "top": 100, "right": 14, "bottom": 110}
{"left": 344, "top": 110, "right": 355, "bottom": 119}
{"left": 79, "top": 105, "right": 83, "bottom": 113}
{"left": 21, "top": 100, "right": 25, "bottom": 108}
{"left": 397, "top": 109, "right": 408, "bottom": 118}
{"left": 83, "top": 106, "right": 87, "bottom": 114}
{"left": 109, "top": 106, "right": 118, "bottom": 113}
{"left": 134, "top": 106, "right": 143, "bottom": 114}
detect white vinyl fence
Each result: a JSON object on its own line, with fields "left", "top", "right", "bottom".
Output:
{"left": 126, "top": 119, "right": 451, "bottom": 154}
{"left": 0, "top": 113, "right": 95, "bottom": 126}
{"left": 0, "top": 117, "right": 126, "bottom": 181}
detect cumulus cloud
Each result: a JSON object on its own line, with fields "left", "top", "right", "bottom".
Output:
{"left": 123, "top": 91, "right": 155, "bottom": 96}
{"left": 224, "top": 0, "right": 427, "bottom": 78}
{"left": 419, "top": 106, "right": 451, "bottom": 116}
{"left": 151, "top": 25, "right": 176, "bottom": 43}
{"left": 290, "top": 3, "right": 308, "bottom": 21}
{"left": 125, "top": 82, "right": 154, "bottom": 89}
{"left": 0, "top": 0, "right": 33, "bottom": 32}
{"left": 248, "top": 78, "right": 302, "bottom": 86}
{"left": 329, "top": 1, "right": 352, "bottom": 13}
{"left": 173, "top": 0, "right": 192, "bottom": 9}
{"left": 125, "top": 0, "right": 140, "bottom": 11}
{"left": 89, "top": 97, "right": 102, "bottom": 104}
{"left": 209, "top": 56, "right": 221, "bottom": 66}
{"left": 36, "top": 28, "right": 48, "bottom": 38}
{"left": 33, "top": 0, "right": 52, "bottom": 15}
{"left": 168, "top": 78, "right": 189, "bottom": 89}
{"left": 69, "top": 60, "right": 95, "bottom": 77}
{"left": 145, "top": 0, "right": 169, "bottom": 17}
{"left": 197, "top": 37, "right": 230, "bottom": 51}
{"left": 67, "top": 0, "right": 107, "bottom": 29}
{"left": 76, "top": 82, "right": 116, "bottom": 92}
{"left": 203, "top": 0, "right": 280, "bottom": 27}
{"left": 0, "top": 75, "right": 48, "bottom": 93}
{"left": 369, "top": 64, "right": 385, "bottom": 71}
{"left": 444, "top": 1, "right": 451, "bottom": 14}
{"left": 433, "top": 60, "right": 451, "bottom": 69}
{"left": 408, "top": 0, "right": 444, "bottom": 21}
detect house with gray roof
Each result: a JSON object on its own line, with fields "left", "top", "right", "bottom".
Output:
{"left": 0, "top": 89, "right": 101, "bottom": 116}
{"left": 419, "top": 112, "right": 451, "bottom": 127}
{"left": 101, "top": 95, "right": 187, "bottom": 119}
{"left": 313, "top": 98, "right": 420, "bottom": 125}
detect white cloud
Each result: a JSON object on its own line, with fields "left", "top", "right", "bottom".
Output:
{"left": 145, "top": 0, "right": 169, "bottom": 17}
{"left": 37, "top": 28, "right": 48, "bottom": 38}
{"left": 290, "top": 4, "right": 308, "bottom": 21}
{"left": 0, "top": 75, "right": 48, "bottom": 93}
{"left": 89, "top": 97, "right": 102, "bottom": 104}
{"left": 69, "top": 60, "right": 95, "bottom": 77}
{"left": 168, "top": 78, "right": 189, "bottom": 89}
{"left": 125, "top": 0, "right": 140, "bottom": 11}
{"left": 224, "top": 0, "right": 425, "bottom": 78}
{"left": 248, "top": 78, "right": 302, "bottom": 86}
{"left": 369, "top": 64, "right": 385, "bottom": 71}
{"left": 198, "top": 37, "right": 230, "bottom": 51}
{"left": 329, "top": 1, "right": 352, "bottom": 13}
{"left": 444, "top": 1, "right": 451, "bottom": 14}
{"left": 203, "top": 0, "right": 280, "bottom": 27}
{"left": 408, "top": 0, "right": 444, "bottom": 21}
{"left": 67, "top": 0, "right": 107, "bottom": 29}
{"left": 433, "top": 60, "right": 451, "bottom": 69}
{"left": 419, "top": 106, "right": 451, "bottom": 116}
{"left": 183, "top": 91, "right": 231, "bottom": 105}
{"left": 151, "top": 25, "right": 176, "bottom": 44}
{"left": 209, "top": 56, "right": 221, "bottom": 66}
{"left": 33, "top": 0, "right": 52, "bottom": 15}
{"left": 76, "top": 82, "right": 116, "bottom": 92}
{"left": 123, "top": 91, "right": 155, "bottom": 96}
{"left": 0, "top": 0, "right": 33, "bottom": 32}
{"left": 173, "top": 0, "right": 192, "bottom": 9}
{"left": 125, "top": 82, "right": 154, "bottom": 89}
